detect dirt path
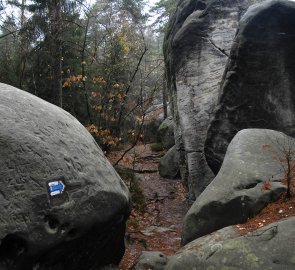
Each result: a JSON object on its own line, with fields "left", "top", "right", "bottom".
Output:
{"left": 108, "top": 144, "right": 189, "bottom": 269}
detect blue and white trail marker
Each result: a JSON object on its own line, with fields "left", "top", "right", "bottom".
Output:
{"left": 48, "top": 180, "right": 65, "bottom": 196}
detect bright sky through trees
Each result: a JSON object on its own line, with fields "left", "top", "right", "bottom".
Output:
{"left": 85, "top": 0, "right": 159, "bottom": 8}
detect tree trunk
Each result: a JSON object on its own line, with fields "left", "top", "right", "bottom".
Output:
{"left": 162, "top": 72, "right": 168, "bottom": 119}
{"left": 81, "top": 16, "right": 92, "bottom": 124}
{"left": 19, "top": 0, "right": 26, "bottom": 89}
{"left": 51, "top": 0, "right": 63, "bottom": 107}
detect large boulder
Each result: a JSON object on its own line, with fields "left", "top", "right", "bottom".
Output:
{"left": 133, "top": 251, "right": 168, "bottom": 270}
{"left": 132, "top": 218, "right": 295, "bottom": 269}
{"left": 0, "top": 83, "right": 130, "bottom": 269}
{"left": 158, "top": 116, "right": 175, "bottom": 150}
{"left": 205, "top": 0, "right": 295, "bottom": 174}
{"left": 142, "top": 104, "right": 164, "bottom": 144}
{"left": 182, "top": 129, "right": 288, "bottom": 245}
{"left": 168, "top": 217, "right": 295, "bottom": 269}
{"left": 164, "top": 0, "right": 264, "bottom": 198}
{"left": 159, "top": 146, "right": 180, "bottom": 179}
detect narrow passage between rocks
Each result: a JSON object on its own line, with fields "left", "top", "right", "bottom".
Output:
{"left": 108, "top": 144, "right": 189, "bottom": 270}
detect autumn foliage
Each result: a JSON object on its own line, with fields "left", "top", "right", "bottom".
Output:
{"left": 235, "top": 190, "right": 295, "bottom": 235}
{"left": 86, "top": 124, "right": 120, "bottom": 153}
{"left": 262, "top": 141, "right": 295, "bottom": 198}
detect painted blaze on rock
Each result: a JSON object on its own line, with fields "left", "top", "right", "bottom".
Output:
{"left": 0, "top": 83, "right": 130, "bottom": 270}
{"left": 48, "top": 180, "right": 65, "bottom": 196}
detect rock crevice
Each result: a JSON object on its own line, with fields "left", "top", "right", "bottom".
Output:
{"left": 164, "top": 0, "right": 264, "bottom": 197}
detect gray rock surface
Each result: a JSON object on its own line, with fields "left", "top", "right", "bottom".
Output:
{"left": 182, "top": 129, "right": 288, "bottom": 245}
{"left": 159, "top": 146, "right": 180, "bottom": 179}
{"left": 0, "top": 83, "right": 130, "bottom": 269}
{"left": 168, "top": 217, "right": 295, "bottom": 270}
{"left": 158, "top": 116, "right": 175, "bottom": 150}
{"left": 133, "top": 251, "right": 168, "bottom": 270}
{"left": 164, "top": 0, "right": 264, "bottom": 198}
{"left": 143, "top": 105, "right": 164, "bottom": 144}
{"left": 205, "top": 0, "right": 295, "bottom": 174}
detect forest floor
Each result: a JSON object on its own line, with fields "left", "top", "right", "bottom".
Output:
{"left": 234, "top": 180, "right": 295, "bottom": 235}
{"left": 107, "top": 144, "right": 190, "bottom": 270}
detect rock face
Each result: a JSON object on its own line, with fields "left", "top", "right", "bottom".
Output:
{"left": 205, "top": 0, "right": 295, "bottom": 174}
{"left": 142, "top": 103, "right": 171, "bottom": 144}
{"left": 0, "top": 83, "right": 130, "bottom": 269}
{"left": 133, "top": 217, "right": 295, "bottom": 269}
{"left": 164, "top": 0, "right": 264, "bottom": 198}
{"left": 159, "top": 146, "right": 180, "bottom": 179}
{"left": 168, "top": 217, "right": 295, "bottom": 270}
{"left": 182, "top": 129, "right": 288, "bottom": 245}
{"left": 133, "top": 251, "right": 168, "bottom": 270}
{"left": 158, "top": 116, "right": 175, "bottom": 150}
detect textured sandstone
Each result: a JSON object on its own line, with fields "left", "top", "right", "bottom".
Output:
{"left": 164, "top": 0, "right": 263, "bottom": 197}
{"left": 182, "top": 129, "right": 288, "bottom": 245}
{"left": 205, "top": 0, "right": 295, "bottom": 174}
{"left": 0, "top": 83, "right": 130, "bottom": 269}
{"left": 159, "top": 145, "right": 180, "bottom": 179}
{"left": 169, "top": 217, "right": 295, "bottom": 270}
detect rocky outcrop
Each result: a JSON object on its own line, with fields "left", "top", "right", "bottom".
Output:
{"left": 133, "top": 251, "right": 168, "bottom": 270}
{"left": 158, "top": 116, "right": 175, "bottom": 150}
{"left": 205, "top": 0, "right": 295, "bottom": 174}
{"left": 168, "top": 217, "right": 295, "bottom": 270}
{"left": 0, "top": 83, "right": 130, "bottom": 269}
{"left": 143, "top": 104, "right": 164, "bottom": 144}
{"left": 133, "top": 217, "right": 295, "bottom": 269}
{"left": 164, "top": 0, "right": 264, "bottom": 198}
{"left": 182, "top": 129, "right": 288, "bottom": 245}
{"left": 159, "top": 146, "right": 180, "bottom": 179}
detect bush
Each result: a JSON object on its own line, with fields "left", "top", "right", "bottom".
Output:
{"left": 150, "top": 142, "right": 164, "bottom": 152}
{"left": 115, "top": 166, "right": 146, "bottom": 212}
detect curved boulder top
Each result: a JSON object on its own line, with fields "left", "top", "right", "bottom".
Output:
{"left": 183, "top": 129, "right": 288, "bottom": 245}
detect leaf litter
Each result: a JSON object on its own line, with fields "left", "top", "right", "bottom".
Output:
{"left": 108, "top": 143, "right": 189, "bottom": 270}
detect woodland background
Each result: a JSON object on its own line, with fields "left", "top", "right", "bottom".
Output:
{"left": 0, "top": 0, "right": 176, "bottom": 150}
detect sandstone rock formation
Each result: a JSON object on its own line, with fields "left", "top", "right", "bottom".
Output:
{"left": 168, "top": 217, "right": 295, "bottom": 270}
{"left": 182, "top": 129, "right": 288, "bottom": 245}
{"left": 159, "top": 145, "right": 180, "bottom": 179}
{"left": 133, "top": 251, "right": 168, "bottom": 270}
{"left": 164, "top": 0, "right": 264, "bottom": 198}
{"left": 205, "top": 0, "right": 295, "bottom": 174}
{"left": 0, "top": 83, "right": 130, "bottom": 269}
{"left": 142, "top": 104, "right": 164, "bottom": 144}
{"left": 158, "top": 116, "right": 175, "bottom": 150}
{"left": 133, "top": 217, "right": 295, "bottom": 270}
